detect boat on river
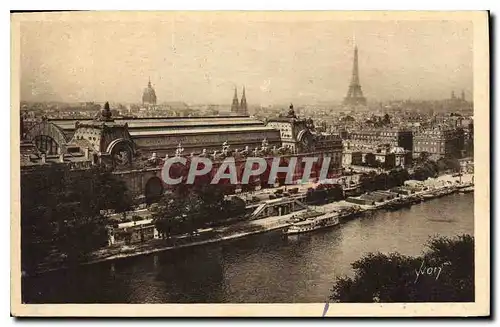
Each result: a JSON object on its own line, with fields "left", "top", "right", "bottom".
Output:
{"left": 421, "top": 193, "right": 434, "bottom": 201}
{"left": 338, "top": 205, "right": 363, "bottom": 221}
{"left": 438, "top": 186, "right": 457, "bottom": 196}
{"left": 409, "top": 195, "right": 424, "bottom": 204}
{"left": 287, "top": 210, "right": 324, "bottom": 224}
{"left": 284, "top": 211, "right": 340, "bottom": 235}
{"left": 458, "top": 185, "right": 474, "bottom": 194}
{"left": 385, "top": 198, "right": 412, "bottom": 211}
{"left": 284, "top": 205, "right": 362, "bottom": 235}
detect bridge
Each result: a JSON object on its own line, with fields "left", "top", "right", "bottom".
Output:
{"left": 248, "top": 194, "right": 308, "bottom": 220}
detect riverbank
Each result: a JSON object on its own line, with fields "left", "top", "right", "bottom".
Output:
{"left": 32, "top": 211, "right": 298, "bottom": 275}
{"left": 29, "top": 173, "right": 473, "bottom": 275}
{"left": 23, "top": 190, "right": 475, "bottom": 304}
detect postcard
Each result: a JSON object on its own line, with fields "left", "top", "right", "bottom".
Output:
{"left": 11, "top": 11, "right": 489, "bottom": 317}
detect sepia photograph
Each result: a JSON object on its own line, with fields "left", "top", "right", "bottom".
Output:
{"left": 10, "top": 10, "right": 490, "bottom": 317}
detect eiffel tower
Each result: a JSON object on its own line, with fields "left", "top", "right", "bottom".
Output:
{"left": 343, "top": 45, "right": 367, "bottom": 107}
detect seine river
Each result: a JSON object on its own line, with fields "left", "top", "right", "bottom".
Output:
{"left": 23, "top": 193, "right": 473, "bottom": 303}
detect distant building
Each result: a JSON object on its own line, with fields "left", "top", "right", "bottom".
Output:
{"left": 20, "top": 113, "right": 96, "bottom": 170}
{"left": 346, "top": 128, "right": 413, "bottom": 152}
{"left": 342, "top": 150, "right": 363, "bottom": 167}
{"left": 142, "top": 78, "right": 157, "bottom": 106}
{"left": 445, "top": 89, "right": 472, "bottom": 113}
{"left": 413, "top": 127, "right": 465, "bottom": 160}
{"left": 266, "top": 104, "right": 314, "bottom": 154}
{"left": 25, "top": 102, "right": 345, "bottom": 199}
{"left": 343, "top": 145, "right": 411, "bottom": 169}
{"left": 231, "top": 87, "right": 239, "bottom": 114}
{"left": 24, "top": 103, "right": 282, "bottom": 168}
{"left": 240, "top": 87, "right": 248, "bottom": 115}
{"left": 372, "top": 146, "right": 412, "bottom": 169}
{"left": 266, "top": 104, "right": 344, "bottom": 176}
{"left": 230, "top": 87, "right": 248, "bottom": 115}
{"left": 343, "top": 45, "right": 367, "bottom": 108}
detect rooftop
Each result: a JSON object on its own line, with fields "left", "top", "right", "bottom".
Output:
{"left": 21, "top": 152, "right": 92, "bottom": 167}
{"left": 50, "top": 116, "right": 266, "bottom": 131}
{"left": 130, "top": 126, "right": 279, "bottom": 137}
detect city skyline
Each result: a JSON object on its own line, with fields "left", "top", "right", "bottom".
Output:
{"left": 13, "top": 11, "right": 487, "bottom": 316}
{"left": 20, "top": 14, "right": 473, "bottom": 105}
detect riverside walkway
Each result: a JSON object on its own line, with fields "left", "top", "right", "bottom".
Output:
{"left": 34, "top": 173, "right": 473, "bottom": 274}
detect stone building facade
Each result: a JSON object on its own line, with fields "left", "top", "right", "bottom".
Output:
{"left": 346, "top": 128, "right": 413, "bottom": 152}
{"left": 266, "top": 104, "right": 343, "bottom": 176}
{"left": 22, "top": 102, "right": 344, "bottom": 200}
{"left": 413, "top": 127, "right": 465, "bottom": 160}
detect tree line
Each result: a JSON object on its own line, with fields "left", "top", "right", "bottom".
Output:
{"left": 21, "top": 164, "right": 249, "bottom": 273}
{"left": 20, "top": 165, "right": 132, "bottom": 273}
{"left": 412, "top": 152, "right": 461, "bottom": 181}
{"left": 359, "top": 168, "right": 411, "bottom": 192}
{"left": 330, "top": 234, "right": 474, "bottom": 302}
{"left": 358, "top": 154, "right": 462, "bottom": 192}
{"left": 150, "top": 184, "right": 246, "bottom": 238}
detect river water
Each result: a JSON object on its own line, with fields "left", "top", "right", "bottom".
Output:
{"left": 22, "top": 193, "right": 474, "bottom": 303}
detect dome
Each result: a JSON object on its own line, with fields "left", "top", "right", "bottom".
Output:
{"left": 142, "top": 79, "right": 157, "bottom": 105}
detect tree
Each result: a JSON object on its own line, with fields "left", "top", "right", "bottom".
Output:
{"left": 374, "top": 172, "right": 388, "bottom": 190}
{"left": 56, "top": 213, "right": 108, "bottom": 263}
{"left": 388, "top": 168, "right": 410, "bottom": 188}
{"left": 412, "top": 158, "right": 439, "bottom": 181}
{"left": 383, "top": 113, "right": 391, "bottom": 125}
{"left": 21, "top": 165, "right": 68, "bottom": 272}
{"left": 222, "top": 196, "right": 246, "bottom": 221}
{"left": 20, "top": 165, "right": 133, "bottom": 273}
{"left": 417, "top": 151, "right": 431, "bottom": 164}
{"left": 364, "top": 153, "right": 376, "bottom": 167}
{"left": 360, "top": 172, "right": 376, "bottom": 192}
{"left": 444, "top": 158, "right": 460, "bottom": 173}
{"left": 326, "top": 184, "right": 344, "bottom": 201}
{"left": 151, "top": 193, "right": 185, "bottom": 237}
{"left": 192, "top": 184, "right": 227, "bottom": 224}
{"left": 330, "top": 234, "right": 474, "bottom": 302}
{"left": 152, "top": 184, "right": 245, "bottom": 235}
{"left": 436, "top": 158, "right": 449, "bottom": 172}
{"left": 91, "top": 169, "right": 133, "bottom": 213}
{"left": 374, "top": 159, "right": 384, "bottom": 169}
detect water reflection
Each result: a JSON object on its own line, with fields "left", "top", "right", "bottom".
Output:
{"left": 22, "top": 193, "right": 473, "bottom": 303}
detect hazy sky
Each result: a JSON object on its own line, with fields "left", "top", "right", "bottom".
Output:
{"left": 20, "top": 15, "right": 473, "bottom": 105}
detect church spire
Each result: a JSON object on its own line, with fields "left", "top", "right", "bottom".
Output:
{"left": 231, "top": 87, "right": 239, "bottom": 114}
{"left": 240, "top": 86, "right": 247, "bottom": 115}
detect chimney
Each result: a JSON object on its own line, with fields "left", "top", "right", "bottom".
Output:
{"left": 41, "top": 153, "right": 46, "bottom": 164}
{"left": 59, "top": 153, "right": 65, "bottom": 163}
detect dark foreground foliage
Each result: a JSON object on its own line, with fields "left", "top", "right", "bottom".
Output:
{"left": 330, "top": 234, "right": 474, "bottom": 302}
{"left": 21, "top": 165, "right": 132, "bottom": 273}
